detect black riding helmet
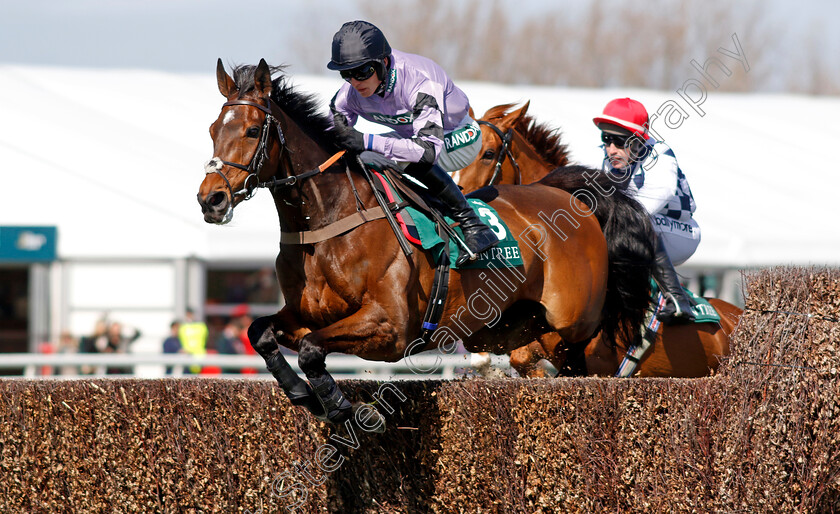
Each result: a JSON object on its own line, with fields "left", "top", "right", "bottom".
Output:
{"left": 327, "top": 21, "right": 391, "bottom": 80}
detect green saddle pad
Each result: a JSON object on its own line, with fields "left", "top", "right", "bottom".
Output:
{"left": 405, "top": 199, "right": 524, "bottom": 269}
{"left": 650, "top": 280, "right": 720, "bottom": 323}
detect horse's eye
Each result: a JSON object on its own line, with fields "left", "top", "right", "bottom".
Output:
{"left": 246, "top": 126, "right": 260, "bottom": 138}
{"left": 482, "top": 149, "right": 496, "bottom": 160}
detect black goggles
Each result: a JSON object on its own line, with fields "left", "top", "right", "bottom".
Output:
{"left": 601, "top": 132, "right": 637, "bottom": 148}
{"left": 340, "top": 64, "right": 377, "bottom": 82}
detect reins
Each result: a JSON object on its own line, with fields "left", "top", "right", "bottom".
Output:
{"left": 258, "top": 150, "right": 345, "bottom": 189}
{"left": 206, "top": 97, "right": 410, "bottom": 251}
{"left": 477, "top": 120, "right": 522, "bottom": 187}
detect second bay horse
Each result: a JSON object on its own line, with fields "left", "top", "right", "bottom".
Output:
{"left": 455, "top": 101, "right": 570, "bottom": 192}
{"left": 462, "top": 102, "right": 742, "bottom": 378}
{"left": 511, "top": 298, "right": 742, "bottom": 378}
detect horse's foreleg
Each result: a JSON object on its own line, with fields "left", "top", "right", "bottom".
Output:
{"left": 297, "top": 306, "right": 395, "bottom": 425}
{"left": 248, "top": 314, "right": 326, "bottom": 420}
{"left": 298, "top": 335, "right": 353, "bottom": 424}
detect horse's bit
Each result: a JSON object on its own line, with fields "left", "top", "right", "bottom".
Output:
{"left": 476, "top": 120, "right": 522, "bottom": 187}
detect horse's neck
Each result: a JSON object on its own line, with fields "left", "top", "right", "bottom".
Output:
{"left": 266, "top": 109, "right": 374, "bottom": 234}
{"left": 511, "top": 131, "right": 553, "bottom": 183}
{"left": 271, "top": 167, "right": 373, "bottom": 236}
{"left": 305, "top": 170, "right": 373, "bottom": 226}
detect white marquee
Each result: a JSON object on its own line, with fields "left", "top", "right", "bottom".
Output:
{"left": 2, "top": 64, "right": 837, "bottom": 268}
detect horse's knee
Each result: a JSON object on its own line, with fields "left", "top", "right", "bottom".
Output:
{"left": 247, "top": 315, "right": 272, "bottom": 341}
{"left": 248, "top": 316, "right": 277, "bottom": 358}
{"left": 298, "top": 337, "right": 326, "bottom": 373}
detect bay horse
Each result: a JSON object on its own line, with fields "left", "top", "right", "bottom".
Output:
{"left": 461, "top": 102, "right": 743, "bottom": 378}
{"left": 196, "top": 60, "right": 654, "bottom": 426}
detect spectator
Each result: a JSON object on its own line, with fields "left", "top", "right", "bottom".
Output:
{"left": 37, "top": 339, "right": 55, "bottom": 377}
{"left": 231, "top": 304, "right": 258, "bottom": 375}
{"left": 57, "top": 330, "right": 79, "bottom": 376}
{"left": 103, "top": 321, "right": 141, "bottom": 374}
{"left": 162, "top": 320, "right": 182, "bottom": 375}
{"left": 79, "top": 318, "right": 109, "bottom": 375}
{"left": 178, "top": 308, "right": 208, "bottom": 373}
{"left": 214, "top": 317, "right": 243, "bottom": 356}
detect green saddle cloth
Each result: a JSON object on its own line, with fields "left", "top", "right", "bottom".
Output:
{"left": 405, "top": 199, "right": 524, "bottom": 270}
{"left": 650, "top": 280, "right": 720, "bottom": 323}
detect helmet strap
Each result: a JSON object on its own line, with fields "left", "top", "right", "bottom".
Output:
{"left": 626, "top": 139, "right": 651, "bottom": 164}
{"left": 373, "top": 57, "right": 390, "bottom": 96}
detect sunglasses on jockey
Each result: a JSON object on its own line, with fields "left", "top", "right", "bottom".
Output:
{"left": 601, "top": 132, "right": 642, "bottom": 148}
{"left": 340, "top": 63, "right": 378, "bottom": 82}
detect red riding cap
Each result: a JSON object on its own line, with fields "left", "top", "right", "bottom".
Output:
{"left": 593, "top": 98, "right": 650, "bottom": 139}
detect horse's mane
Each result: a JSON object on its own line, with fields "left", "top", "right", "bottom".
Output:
{"left": 484, "top": 104, "right": 570, "bottom": 168}
{"left": 538, "top": 165, "right": 655, "bottom": 349}
{"left": 230, "top": 64, "right": 341, "bottom": 149}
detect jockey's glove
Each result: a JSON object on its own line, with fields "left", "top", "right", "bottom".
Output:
{"left": 360, "top": 151, "right": 395, "bottom": 171}
{"left": 333, "top": 123, "right": 366, "bottom": 153}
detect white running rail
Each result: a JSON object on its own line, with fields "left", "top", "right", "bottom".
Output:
{"left": 0, "top": 352, "right": 513, "bottom": 380}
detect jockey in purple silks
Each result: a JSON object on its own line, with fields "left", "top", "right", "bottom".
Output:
{"left": 327, "top": 20, "right": 499, "bottom": 266}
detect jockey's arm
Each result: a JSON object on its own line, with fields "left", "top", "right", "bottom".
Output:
{"left": 367, "top": 80, "right": 445, "bottom": 165}
{"left": 329, "top": 78, "right": 445, "bottom": 164}
{"left": 634, "top": 147, "right": 680, "bottom": 216}
{"left": 329, "top": 90, "right": 359, "bottom": 130}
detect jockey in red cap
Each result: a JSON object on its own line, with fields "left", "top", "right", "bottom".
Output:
{"left": 594, "top": 98, "right": 700, "bottom": 324}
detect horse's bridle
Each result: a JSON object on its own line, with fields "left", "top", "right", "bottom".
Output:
{"left": 204, "top": 97, "right": 346, "bottom": 224}
{"left": 204, "top": 99, "right": 287, "bottom": 201}
{"left": 206, "top": 98, "right": 326, "bottom": 196}
{"left": 476, "top": 119, "right": 522, "bottom": 186}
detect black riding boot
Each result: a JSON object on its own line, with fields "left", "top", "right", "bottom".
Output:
{"left": 407, "top": 163, "right": 499, "bottom": 266}
{"left": 652, "top": 233, "right": 695, "bottom": 324}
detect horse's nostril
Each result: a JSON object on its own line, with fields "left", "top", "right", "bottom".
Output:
{"left": 207, "top": 191, "right": 226, "bottom": 207}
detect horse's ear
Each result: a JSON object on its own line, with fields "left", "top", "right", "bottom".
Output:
{"left": 216, "top": 58, "right": 238, "bottom": 99}
{"left": 500, "top": 101, "right": 531, "bottom": 130}
{"left": 254, "top": 59, "right": 273, "bottom": 98}
{"left": 468, "top": 106, "right": 475, "bottom": 119}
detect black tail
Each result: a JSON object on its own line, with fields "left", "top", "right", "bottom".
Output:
{"left": 537, "top": 165, "right": 655, "bottom": 348}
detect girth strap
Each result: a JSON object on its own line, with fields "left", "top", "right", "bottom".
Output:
{"left": 418, "top": 222, "right": 451, "bottom": 344}
{"left": 380, "top": 168, "right": 452, "bottom": 345}
{"left": 615, "top": 293, "right": 665, "bottom": 377}
{"left": 280, "top": 206, "right": 387, "bottom": 245}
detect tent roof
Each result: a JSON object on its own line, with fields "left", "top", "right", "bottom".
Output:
{"left": 2, "top": 65, "right": 836, "bottom": 267}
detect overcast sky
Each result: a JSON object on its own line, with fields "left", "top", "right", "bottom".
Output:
{"left": 1, "top": 0, "right": 359, "bottom": 74}
{"left": 2, "top": 0, "right": 838, "bottom": 87}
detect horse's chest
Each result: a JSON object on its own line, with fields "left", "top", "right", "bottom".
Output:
{"left": 299, "top": 273, "right": 364, "bottom": 324}
{"left": 284, "top": 242, "right": 383, "bottom": 325}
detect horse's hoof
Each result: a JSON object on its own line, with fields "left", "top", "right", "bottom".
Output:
{"left": 288, "top": 393, "right": 328, "bottom": 422}
{"left": 311, "top": 411, "right": 330, "bottom": 423}
{"left": 352, "top": 402, "right": 386, "bottom": 433}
